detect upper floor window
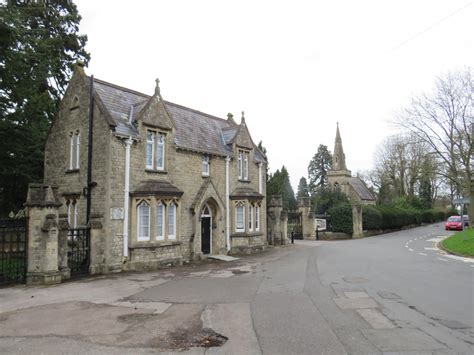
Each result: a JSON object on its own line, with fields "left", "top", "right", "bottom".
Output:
{"left": 238, "top": 150, "right": 249, "bottom": 180}
{"left": 202, "top": 156, "right": 210, "bottom": 176}
{"left": 69, "top": 131, "right": 80, "bottom": 170}
{"left": 146, "top": 130, "right": 165, "bottom": 170}
{"left": 137, "top": 201, "right": 150, "bottom": 241}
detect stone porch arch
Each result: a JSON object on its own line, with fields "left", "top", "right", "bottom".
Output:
{"left": 190, "top": 180, "right": 226, "bottom": 258}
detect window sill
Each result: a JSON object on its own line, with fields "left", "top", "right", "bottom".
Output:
{"left": 238, "top": 179, "right": 251, "bottom": 183}
{"left": 145, "top": 168, "right": 167, "bottom": 174}
{"left": 130, "top": 240, "right": 182, "bottom": 249}
{"left": 202, "top": 174, "right": 210, "bottom": 178}
{"left": 65, "top": 169, "right": 80, "bottom": 174}
{"left": 231, "top": 232, "right": 263, "bottom": 238}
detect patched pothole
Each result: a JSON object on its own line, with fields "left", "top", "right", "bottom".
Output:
{"left": 231, "top": 269, "right": 249, "bottom": 275}
{"left": 117, "top": 313, "right": 157, "bottom": 323}
{"left": 343, "top": 276, "right": 369, "bottom": 283}
{"left": 152, "top": 327, "right": 227, "bottom": 350}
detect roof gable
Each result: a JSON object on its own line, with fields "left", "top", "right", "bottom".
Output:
{"left": 349, "top": 177, "right": 375, "bottom": 201}
{"left": 232, "top": 123, "right": 254, "bottom": 150}
{"left": 137, "top": 95, "right": 174, "bottom": 131}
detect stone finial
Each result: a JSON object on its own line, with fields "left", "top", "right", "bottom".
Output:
{"left": 241, "top": 111, "right": 246, "bottom": 125}
{"left": 154, "top": 78, "right": 160, "bottom": 96}
{"left": 298, "top": 197, "right": 311, "bottom": 208}
{"left": 227, "top": 113, "right": 233, "bottom": 120}
{"left": 268, "top": 195, "right": 283, "bottom": 207}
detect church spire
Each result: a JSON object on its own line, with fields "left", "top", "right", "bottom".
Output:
{"left": 332, "top": 122, "right": 347, "bottom": 171}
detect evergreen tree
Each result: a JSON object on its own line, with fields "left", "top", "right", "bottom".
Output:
{"left": 296, "top": 177, "right": 309, "bottom": 199}
{"left": 267, "top": 166, "right": 297, "bottom": 211}
{"left": 0, "top": 1, "right": 90, "bottom": 216}
{"left": 308, "top": 144, "right": 332, "bottom": 193}
{"left": 312, "top": 186, "right": 349, "bottom": 214}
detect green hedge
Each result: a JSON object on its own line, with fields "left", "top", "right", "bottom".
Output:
{"left": 330, "top": 204, "right": 447, "bottom": 234}
{"left": 328, "top": 203, "right": 353, "bottom": 234}
{"left": 362, "top": 205, "right": 446, "bottom": 231}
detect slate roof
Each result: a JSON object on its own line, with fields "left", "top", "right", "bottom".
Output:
{"left": 131, "top": 180, "right": 183, "bottom": 197}
{"left": 230, "top": 187, "right": 264, "bottom": 200}
{"left": 91, "top": 77, "right": 264, "bottom": 161}
{"left": 348, "top": 177, "right": 375, "bottom": 201}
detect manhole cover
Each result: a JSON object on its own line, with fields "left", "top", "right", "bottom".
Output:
{"left": 343, "top": 276, "right": 369, "bottom": 283}
{"left": 377, "top": 291, "right": 401, "bottom": 300}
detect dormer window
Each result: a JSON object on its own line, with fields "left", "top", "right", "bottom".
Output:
{"left": 202, "top": 156, "right": 210, "bottom": 176}
{"left": 146, "top": 130, "right": 165, "bottom": 171}
{"left": 238, "top": 150, "right": 249, "bottom": 180}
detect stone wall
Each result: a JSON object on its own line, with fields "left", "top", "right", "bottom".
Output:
{"left": 267, "top": 195, "right": 288, "bottom": 245}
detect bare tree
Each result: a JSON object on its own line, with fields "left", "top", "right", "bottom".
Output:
{"left": 396, "top": 68, "right": 473, "bottom": 201}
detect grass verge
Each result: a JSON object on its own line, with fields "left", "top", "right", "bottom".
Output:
{"left": 442, "top": 228, "right": 474, "bottom": 257}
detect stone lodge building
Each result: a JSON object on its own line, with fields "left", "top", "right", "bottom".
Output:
{"left": 327, "top": 124, "right": 376, "bottom": 205}
{"left": 44, "top": 66, "right": 267, "bottom": 273}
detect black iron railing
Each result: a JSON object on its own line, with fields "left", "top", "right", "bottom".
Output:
{"left": 67, "top": 228, "right": 90, "bottom": 276}
{"left": 0, "top": 218, "right": 27, "bottom": 286}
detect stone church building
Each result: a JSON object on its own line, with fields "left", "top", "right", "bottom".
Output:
{"left": 327, "top": 124, "right": 376, "bottom": 205}
{"left": 43, "top": 66, "right": 267, "bottom": 273}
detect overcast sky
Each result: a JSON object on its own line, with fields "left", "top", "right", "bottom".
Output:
{"left": 75, "top": 0, "right": 473, "bottom": 189}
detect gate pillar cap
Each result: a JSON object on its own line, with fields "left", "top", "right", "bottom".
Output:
{"left": 268, "top": 195, "right": 283, "bottom": 207}
{"left": 25, "top": 184, "right": 62, "bottom": 208}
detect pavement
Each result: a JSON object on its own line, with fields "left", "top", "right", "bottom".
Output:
{"left": 0, "top": 224, "right": 473, "bottom": 354}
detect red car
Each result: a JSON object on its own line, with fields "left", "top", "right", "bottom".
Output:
{"left": 445, "top": 216, "right": 463, "bottom": 231}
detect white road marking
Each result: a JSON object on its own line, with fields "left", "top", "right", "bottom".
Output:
{"left": 408, "top": 248, "right": 414, "bottom": 252}
{"left": 427, "top": 237, "right": 445, "bottom": 242}
{"left": 437, "top": 258, "right": 448, "bottom": 261}
{"left": 405, "top": 245, "right": 408, "bottom": 248}
{"left": 444, "top": 254, "right": 474, "bottom": 263}
{"left": 424, "top": 247, "right": 437, "bottom": 251}
{"left": 418, "top": 253, "right": 427, "bottom": 256}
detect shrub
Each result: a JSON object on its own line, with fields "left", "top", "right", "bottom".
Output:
{"left": 362, "top": 205, "right": 382, "bottom": 230}
{"left": 328, "top": 203, "right": 353, "bottom": 234}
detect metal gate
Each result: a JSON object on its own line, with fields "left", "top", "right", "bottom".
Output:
{"left": 0, "top": 218, "right": 27, "bottom": 286}
{"left": 68, "top": 228, "right": 90, "bottom": 276}
{"left": 287, "top": 212, "right": 303, "bottom": 240}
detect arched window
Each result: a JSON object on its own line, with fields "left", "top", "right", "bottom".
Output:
{"left": 137, "top": 201, "right": 150, "bottom": 241}
{"left": 168, "top": 202, "right": 176, "bottom": 239}
{"left": 67, "top": 199, "right": 78, "bottom": 228}
{"left": 235, "top": 202, "right": 245, "bottom": 232}
{"left": 255, "top": 204, "right": 260, "bottom": 232}
{"left": 248, "top": 204, "right": 254, "bottom": 231}
{"left": 156, "top": 201, "right": 165, "bottom": 240}
{"left": 201, "top": 204, "right": 211, "bottom": 217}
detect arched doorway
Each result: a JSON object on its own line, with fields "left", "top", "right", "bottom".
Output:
{"left": 201, "top": 204, "right": 212, "bottom": 254}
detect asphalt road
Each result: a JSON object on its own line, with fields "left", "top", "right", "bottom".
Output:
{"left": 0, "top": 224, "right": 473, "bottom": 354}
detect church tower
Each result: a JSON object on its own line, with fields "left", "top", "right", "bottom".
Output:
{"left": 333, "top": 123, "right": 348, "bottom": 171}
{"left": 327, "top": 123, "right": 351, "bottom": 191}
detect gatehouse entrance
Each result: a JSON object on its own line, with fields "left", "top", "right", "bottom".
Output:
{"left": 201, "top": 204, "right": 212, "bottom": 254}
